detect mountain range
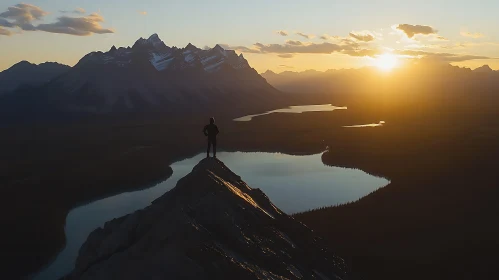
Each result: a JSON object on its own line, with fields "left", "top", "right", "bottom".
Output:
{"left": 0, "top": 61, "right": 70, "bottom": 96}
{"left": 261, "top": 63, "right": 499, "bottom": 94}
{"left": 0, "top": 34, "right": 279, "bottom": 120}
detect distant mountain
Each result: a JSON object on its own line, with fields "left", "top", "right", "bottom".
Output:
{"left": 0, "top": 61, "right": 70, "bottom": 95}
{"left": 473, "top": 64, "right": 493, "bottom": 73}
{"left": 0, "top": 34, "right": 279, "bottom": 119}
{"left": 262, "top": 64, "right": 499, "bottom": 94}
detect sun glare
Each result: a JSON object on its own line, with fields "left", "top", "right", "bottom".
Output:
{"left": 375, "top": 53, "right": 398, "bottom": 72}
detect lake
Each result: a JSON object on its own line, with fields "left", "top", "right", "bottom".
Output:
{"left": 234, "top": 104, "right": 347, "bottom": 121}
{"left": 344, "top": 121, "right": 386, "bottom": 128}
{"left": 35, "top": 151, "right": 388, "bottom": 280}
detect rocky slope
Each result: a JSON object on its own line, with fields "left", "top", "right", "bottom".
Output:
{"left": 64, "top": 158, "right": 347, "bottom": 280}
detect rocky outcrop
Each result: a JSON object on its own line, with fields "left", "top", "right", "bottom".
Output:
{"left": 65, "top": 158, "right": 347, "bottom": 280}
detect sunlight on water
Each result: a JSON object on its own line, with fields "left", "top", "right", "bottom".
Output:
{"left": 234, "top": 104, "right": 347, "bottom": 121}
{"left": 344, "top": 121, "right": 386, "bottom": 128}
{"left": 35, "top": 152, "right": 388, "bottom": 280}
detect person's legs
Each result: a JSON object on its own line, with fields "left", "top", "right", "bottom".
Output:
{"left": 207, "top": 138, "right": 211, "bottom": 157}
{"left": 213, "top": 138, "right": 217, "bottom": 157}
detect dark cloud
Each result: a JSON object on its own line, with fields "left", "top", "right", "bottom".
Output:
{"left": 296, "top": 32, "right": 313, "bottom": 39}
{"left": 276, "top": 30, "right": 288, "bottom": 36}
{"left": 0, "top": 18, "right": 15, "bottom": 28}
{"left": 0, "top": 3, "right": 47, "bottom": 31}
{"left": 278, "top": 54, "right": 294, "bottom": 58}
{"left": 396, "top": 24, "right": 437, "bottom": 38}
{"left": 349, "top": 31, "right": 375, "bottom": 42}
{"left": 60, "top": 8, "right": 86, "bottom": 14}
{"left": 319, "top": 35, "right": 328, "bottom": 40}
{"left": 395, "top": 50, "right": 493, "bottom": 62}
{"left": 285, "top": 40, "right": 303, "bottom": 46}
{"left": 0, "top": 27, "right": 12, "bottom": 36}
{"left": 37, "top": 13, "right": 114, "bottom": 36}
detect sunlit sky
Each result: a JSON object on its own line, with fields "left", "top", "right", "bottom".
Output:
{"left": 1, "top": 0, "right": 498, "bottom": 72}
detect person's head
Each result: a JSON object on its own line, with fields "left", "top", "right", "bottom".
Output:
{"left": 210, "top": 117, "right": 215, "bottom": 124}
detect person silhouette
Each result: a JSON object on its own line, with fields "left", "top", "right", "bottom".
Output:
{"left": 203, "top": 117, "right": 219, "bottom": 158}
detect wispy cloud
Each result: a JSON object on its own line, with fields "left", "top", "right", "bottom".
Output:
{"left": 279, "top": 65, "right": 294, "bottom": 68}
{"left": 395, "top": 50, "right": 494, "bottom": 62}
{"left": 285, "top": 40, "right": 303, "bottom": 46}
{"left": 224, "top": 41, "right": 381, "bottom": 59}
{"left": 60, "top": 8, "right": 86, "bottom": 14}
{"left": 296, "top": 32, "right": 314, "bottom": 39}
{"left": 460, "top": 31, "right": 484, "bottom": 38}
{"left": 276, "top": 30, "right": 288, "bottom": 36}
{"left": 349, "top": 31, "right": 375, "bottom": 42}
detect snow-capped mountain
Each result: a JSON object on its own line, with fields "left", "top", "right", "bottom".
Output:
{"left": 0, "top": 34, "right": 279, "bottom": 118}
{"left": 77, "top": 34, "right": 251, "bottom": 74}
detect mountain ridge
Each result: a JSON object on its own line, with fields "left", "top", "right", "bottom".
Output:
{"left": 0, "top": 34, "right": 280, "bottom": 119}
{"left": 0, "top": 61, "right": 70, "bottom": 95}
{"left": 64, "top": 158, "right": 347, "bottom": 280}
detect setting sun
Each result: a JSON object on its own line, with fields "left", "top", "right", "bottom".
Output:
{"left": 375, "top": 53, "right": 399, "bottom": 71}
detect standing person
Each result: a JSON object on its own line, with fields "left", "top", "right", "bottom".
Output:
{"left": 203, "top": 117, "right": 219, "bottom": 158}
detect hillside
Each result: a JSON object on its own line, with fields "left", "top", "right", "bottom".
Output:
{"left": 64, "top": 158, "right": 347, "bottom": 280}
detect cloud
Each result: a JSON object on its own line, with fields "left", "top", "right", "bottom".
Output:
{"left": 460, "top": 31, "right": 484, "bottom": 38}
{"left": 138, "top": 11, "right": 147, "bottom": 15}
{"left": 60, "top": 8, "right": 86, "bottom": 14}
{"left": 319, "top": 35, "right": 329, "bottom": 40}
{"left": 255, "top": 42, "right": 345, "bottom": 54}
{"left": 0, "top": 3, "right": 47, "bottom": 31}
{"left": 343, "top": 48, "right": 382, "bottom": 57}
{"left": 279, "top": 65, "right": 294, "bottom": 68}
{"left": 349, "top": 31, "right": 375, "bottom": 42}
{"left": 0, "top": 4, "right": 113, "bottom": 36}
{"left": 0, "top": 18, "right": 15, "bottom": 28}
{"left": 395, "top": 24, "right": 438, "bottom": 38}
{"left": 276, "top": 30, "right": 288, "bottom": 36}
{"left": 285, "top": 40, "right": 303, "bottom": 46}
{"left": 224, "top": 39, "right": 382, "bottom": 58}
{"left": 0, "top": 26, "right": 12, "bottom": 36}
{"left": 296, "top": 32, "right": 314, "bottom": 39}
{"left": 395, "top": 50, "right": 494, "bottom": 62}
{"left": 37, "top": 13, "right": 114, "bottom": 36}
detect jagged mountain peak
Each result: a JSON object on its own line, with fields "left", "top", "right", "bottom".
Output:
{"left": 148, "top": 33, "right": 160, "bottom": 41}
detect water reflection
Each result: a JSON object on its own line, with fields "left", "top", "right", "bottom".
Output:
{"left": 344, "top": 121, "right": 385, "bottom": 128}
{"left": 35, "top": 152, "right": 388, "bottom": 280}
{"left": 234, "top": 104, "right": 347, "bottom": 121}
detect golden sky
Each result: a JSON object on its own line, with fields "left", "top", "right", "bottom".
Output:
{"left": 1, "top": 1, "right": 498, "bottom": 72}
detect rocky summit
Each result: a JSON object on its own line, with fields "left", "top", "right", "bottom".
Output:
{"left": 64, "top": 158, "right": 347, "bottom": 280}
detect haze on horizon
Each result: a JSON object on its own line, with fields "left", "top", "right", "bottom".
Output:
{"left": 1, "top": 0, "right": 498, "bottom": 73}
